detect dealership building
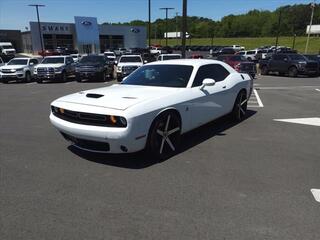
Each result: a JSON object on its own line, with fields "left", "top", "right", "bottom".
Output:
{"left": 21, "top": 16, "right": 146, "bottom": 54}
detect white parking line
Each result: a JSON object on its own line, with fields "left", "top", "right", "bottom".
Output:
{"left": 258, "top": 86, "right": 320, "bottom": 90}
{"left": 253, "top": 89, "right": 264, "bottom": 107}
{"left": 311, "top": 189, "right": 320, "bottom": 203}
{"left": 65, "top": 82, "right": 73, "bottom": 84}
{"left": 26, "top": 82, "right": 36, "bottom": 85}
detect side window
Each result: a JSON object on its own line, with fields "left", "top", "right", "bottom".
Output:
{"left": 67, "top": 57, "right": 74, "bottom": 63}
{"left": 273, "top": 54, "right": 284, "bottom": 60}
{"left": 192, "top": 64, "right": 230, "bottom": 87}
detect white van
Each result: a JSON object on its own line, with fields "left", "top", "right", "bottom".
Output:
{"left": 0, "top": 42, "right": 16, "bottom": 55}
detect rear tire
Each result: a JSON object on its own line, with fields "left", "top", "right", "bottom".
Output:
{"left": 288, "top": 66, "right": 298, "bottom": 77}
{"left": 147, "top": 111, "right": 181, "bottom": 161}
{"left": 232, "top": 91, "right": 247, "bottom": 122}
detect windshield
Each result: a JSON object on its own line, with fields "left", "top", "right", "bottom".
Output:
{"left": 163, "top": 55, "right": 181, "bottom": 60}
{"left": 120, "top": 56, "right": 142, "bottom": 63}
{"left": 1, "top": 45, "right": 13, "bottom": 49}
{"left": 42, "top": 57, "right": 65, "bottom": 64}
{"left": 7, "top": 59, "right": 28, "bottom": 65}
{"left": 289, "top": 55, "right": 306, "bottom": 61}
{"left": 80, "top": 56, "right": 105, "bottom": 64}
{"left": 122, "top": 64, "right": 193, "bottom": 88}
{"left": 304, "top": 55, "right": 319, "bottom": 61}
{"left": 104, "top": 53, "right": 115, "bottom": 57}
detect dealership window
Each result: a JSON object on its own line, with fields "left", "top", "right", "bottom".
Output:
{"left": 55, "top": 34, "right": 73, "bottom": 49}
{"left": 99, "top": 35, "right": 124, "bottom": 51}
{"left": 43, "top": 34, "right": 54, "bottom": 50}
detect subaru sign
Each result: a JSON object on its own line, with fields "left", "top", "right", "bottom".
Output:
{"left": 81, "top": 21, "right": 92, "bottom": 26}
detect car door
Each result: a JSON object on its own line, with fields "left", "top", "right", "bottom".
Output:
{"left": 269, "top": 54, "right": 285, "bottom": 72}
{"left": 189, "top": 64, "right": 232, "bottom": 129}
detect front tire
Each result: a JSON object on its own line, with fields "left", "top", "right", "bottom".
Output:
{"left": 148, "top": 111, "right": 181, "bottom": 160}
{"left": 25, "top": 72, "right": 31, "bottom": 83}
{"left": 232, "top": 91, "right": 247, "bottom": 122}
{"left": 288, "top": 66, "right": 298, "bottom": 77}
{"left": 60, "top": 71, "right": 67, "bottom": 82}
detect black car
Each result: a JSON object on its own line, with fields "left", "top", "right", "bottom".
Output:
{"left": 75, "top": 55, "right": 113, "bottom": 82}
{"left": 211, "top": 47, "right": 236, "bottom": 56}
{"left": 259, "top": 53, "right": 319, "bottom": 77}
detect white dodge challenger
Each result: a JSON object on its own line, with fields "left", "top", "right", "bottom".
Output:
{"left": 50, "top": 59, "right": 253, "bottom": 159}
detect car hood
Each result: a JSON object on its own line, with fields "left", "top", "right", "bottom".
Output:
{"left": 0, "top": 64, "right": 27, "bottom": 69}
{"left": 118, "top": 62, "right": 143, "bottom": 67}
{"left": 54, "top": 84, "right": 183, "bottom": 111}
{"left": 36, "top": 63, "right": 64, "bottom": 68}
{"left": 77, "top": 63, "right": 102, "bottom": 67}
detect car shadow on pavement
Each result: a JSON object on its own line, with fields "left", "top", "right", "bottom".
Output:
{"left": 68, "top": 110, "right": 257, "bottom": 169}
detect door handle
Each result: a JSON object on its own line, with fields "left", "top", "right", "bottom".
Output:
{"left": 222, "top": 86, "right": 226, "bottom": 89}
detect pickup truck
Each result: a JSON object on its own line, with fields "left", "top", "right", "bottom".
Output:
{"left": 259, "top": 53, "right": 319, "bottom": 77}
{"left": 75, "top": 54, "right": 113, "bottom": 82}
{"left": 34, "top": 55, "right": 75, "bottom": 83}
{"left": 0, "top": 57, "right": 39, "bottom": 83}
{"left": 115, "top": 54, "right": 144, "bottom": 81}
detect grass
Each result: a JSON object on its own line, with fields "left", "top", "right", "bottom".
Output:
{"left": 151, "top": 36, "right": 320, "bottom": 54}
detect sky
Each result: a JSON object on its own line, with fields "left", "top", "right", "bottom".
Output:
{"left": 0, "top": 0, "right": 315, "bottom": 31}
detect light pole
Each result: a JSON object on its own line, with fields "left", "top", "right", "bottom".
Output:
{"left": 148, "top": 0, "right": 151, "bottom": 47}
{"left": 181, "top": 0, "right": 187, "bottom": 58}
{"left": 275, "top": 9, "right": 282, "bottom": 50}
{"left": 28, "top": 4, "right": 45, "bottom": 54}
{"left": 159, "top": 7, "right": 174, "bottom": 47}
{"left": 305, "top": 0, "right": 316, "bottom": 53}
{"left": 175, "top": 12, "right": 179, "bottom": 45}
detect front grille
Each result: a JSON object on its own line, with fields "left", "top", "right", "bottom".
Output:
{"left": 51, "top": 106, "right": 126, "bottom": 128}
{"left": 77, "top": 66, "right": 97, "bottom": 73}
{"left": 306, "top": 63, "right": 318, "bottom": 70}
{"left": 60, "top": 132, "right": 110, "bottom": 152}
{"left": 1, "top": 69, "right": 13, "bottom": 73}
{"left": 37, "top": 67, "right": 54, "bottom": 74}
{"left": 122, "top": 66, "right": 138, "bottom": 72}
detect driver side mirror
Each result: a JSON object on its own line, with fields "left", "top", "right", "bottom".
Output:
{"left": 201, "top": 78, "right": 215, "bottom": 88}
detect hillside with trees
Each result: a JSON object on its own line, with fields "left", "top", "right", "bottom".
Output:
{"left": 102, "top": 4, "right": 320, "bottom": 38}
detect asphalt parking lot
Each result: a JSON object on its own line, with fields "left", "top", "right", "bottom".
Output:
{"left": 1, "top": 75, "right": 320, "bottom": 240}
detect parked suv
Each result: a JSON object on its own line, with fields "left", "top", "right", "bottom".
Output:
{"left": 34, "top": 56, "right": 75, "bottom": 83}
{"left": 75, "top": 55, "right": 113, "bottom": 82}
{"left": 259, "top": 53, "right": 319, "bottom": 77}
{"left": 0, "top": 57, "right": 39, "bottom": 83}
{"left": 157, "top": 54, "right": 182, "bottom": 61}
{"left": 116, "top": 54, "right": 144, "bottom": 81}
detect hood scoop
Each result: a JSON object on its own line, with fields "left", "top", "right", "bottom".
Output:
{"left": 86, "top": 93, "right": 104, "bottom": 99}
{"left": 122, "top": 96, "right": 137, "bottom": 99}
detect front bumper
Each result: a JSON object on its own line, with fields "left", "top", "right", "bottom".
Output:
{"left": 0, "top": 72, "right": 25, "bottom": 80}
{"left": 35, "top": 73, "right": 62, "bottom": 80}
{"left": 76, "top": 71, "right": 101, "bottom": 79}
{"left": 50, "top": 113, "right": 146, "bottom": 153}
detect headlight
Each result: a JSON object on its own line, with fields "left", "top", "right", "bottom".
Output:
{"left": 16, "top": 68, "right": 24, "bottom": 72}
{"left": 54, "top": 67, "right": 63, "bottom": 72}
{"left": 109, "top": 115, "right": 127, "bottom": 127}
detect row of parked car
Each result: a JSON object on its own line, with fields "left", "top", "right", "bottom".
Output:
{"left": 0, "top": 53, "right": 184, "bottom": 84}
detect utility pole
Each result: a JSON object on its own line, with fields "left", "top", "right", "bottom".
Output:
{"left": 175, "top": 12, "right": 179, "bottom": 45}
{"left": 305, "top": 0, "right": 316, "bottom": 53}
{"left": 159, "top": 7, "right": 174, "bottom": 47}
{"left": 28, "top": 4, "right": 45, "bottom": 54}
{"left": 292, "top": 34, "right": 297, "bottom": 50}
{"left": 148, "top": 0, "right": 151, "bottom": 47}
{"left": 181, "top": 0, "right": 187, "bottom": 58}
{"left": 275, "top": 9, "right": 282, "bottom": 50}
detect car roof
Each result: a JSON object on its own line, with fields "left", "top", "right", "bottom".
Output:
{"left": 160, "top": 54, "right": 181, "bottom": 56}
{"left": 147, "top": 59, "right": 228, "bottom": 67}
{"left": 120, "top": 54, "right": 141, "bottom": 57}
{"left": 44, "top": 55, "right": 67, "bottom": 58}
{"left": 10, "top": 57, "right": 30, "bottom": 60}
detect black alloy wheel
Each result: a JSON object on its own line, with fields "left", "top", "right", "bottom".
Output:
{"left": 288, "top": 66, "right": 298, "bottom": 77}
{"left": 232, "top": 91, "right": 247, "bottom": 122}
{"left": 148, "top": 111, "right": 181, "bottom": 160}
